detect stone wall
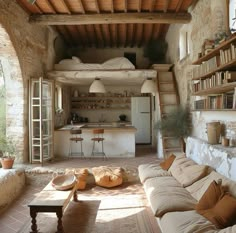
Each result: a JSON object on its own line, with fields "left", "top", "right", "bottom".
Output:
{"left": 0, "top": 1, "right": 61, "bottom": 162}
{"left": 165, "top": 0, "right": 236, "bottom": 142}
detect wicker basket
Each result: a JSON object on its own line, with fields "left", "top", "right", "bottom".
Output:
{"left": 52, "top": 174, "right": 76, "bottom": 191}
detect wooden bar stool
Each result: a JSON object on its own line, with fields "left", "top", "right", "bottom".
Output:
{"left": 69, "top": 129, "right": 84, "bottom": 158}
{"left": 91, "top": 128, "right": 107, "bottom": 159}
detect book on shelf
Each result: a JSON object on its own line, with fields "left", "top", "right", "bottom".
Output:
{"left": 233, "top": 87, "right": 236, "bottom": 109}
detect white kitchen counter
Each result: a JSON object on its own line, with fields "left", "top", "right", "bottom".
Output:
{"left": 54, "top": 123, "right": 136, "bottom": 158}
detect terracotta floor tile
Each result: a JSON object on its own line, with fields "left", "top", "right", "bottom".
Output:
{"left": 0, "top": 146, "right": 161, "bottom": 233}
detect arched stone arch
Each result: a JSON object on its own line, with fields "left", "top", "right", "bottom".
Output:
{"left": 0, "top": 24, "right": 25, "bottom": 163}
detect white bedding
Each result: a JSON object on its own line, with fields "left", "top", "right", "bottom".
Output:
{"left": 54, "top": 57, "right": 135, "bottom": 71}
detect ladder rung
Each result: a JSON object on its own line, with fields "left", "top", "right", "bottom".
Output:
{"left": 160, "top": 103, "right": 178, "bottom": 106}
{"left": 164, "top": 147, "right": 183, "bottom": 151}
{"left": 159, "top": 91, "right": 176, "bottom": 94}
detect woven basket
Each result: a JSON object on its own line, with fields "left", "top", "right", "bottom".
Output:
{"left": 52, "top": 174, "right": 76, "bottom": 191}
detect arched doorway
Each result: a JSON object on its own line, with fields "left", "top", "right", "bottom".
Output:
{"left": 0, "top": 24, "right": 25, "bottom": 163}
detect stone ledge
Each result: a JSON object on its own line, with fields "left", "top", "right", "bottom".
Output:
{"left": 186, "top": 136, "right": 236, "bottom": 181}
{"left": 0, "top": 168, "right": 25, "bottom": 214}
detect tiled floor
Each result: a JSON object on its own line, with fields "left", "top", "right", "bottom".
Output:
{"left": 0, "top": 145, "right": 161, "bottom": 233}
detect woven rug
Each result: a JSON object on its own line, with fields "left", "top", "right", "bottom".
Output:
{"left": 18, "top": 183, "right": 161, "bottom": 233}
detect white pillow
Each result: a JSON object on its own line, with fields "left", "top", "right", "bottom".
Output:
{"left": 72, "top": 56, "right": 82, "bottom": 63}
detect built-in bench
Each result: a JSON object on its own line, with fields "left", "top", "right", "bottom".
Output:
{"left": 0, "top": 168, "right": 25, "bottom": 213}
{"left": 186, "top": 136, "right": 236, "bottom": 181}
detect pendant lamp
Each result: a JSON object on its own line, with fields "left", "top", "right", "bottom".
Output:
{"left": 89, "top": 78, "right": 106, "bottom": 93}
{"left": 141, "top": 78, "right": 157, "bottom": 94}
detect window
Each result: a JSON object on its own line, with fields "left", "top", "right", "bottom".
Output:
{"left": 55, "top": 84, "right": 62, "bottom": 111}
{"left": 179, "top": 28, "right": 190, "bottom": 60}
{"left": 229, "top": 0, "right": 236, "bottom": 33}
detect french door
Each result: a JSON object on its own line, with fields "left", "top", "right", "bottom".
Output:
{"left": 29, "top": 77, "right": 54, "bottom": 164}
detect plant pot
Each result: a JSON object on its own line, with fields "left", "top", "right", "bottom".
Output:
{"left": 0, "top": 157, "right": 15, "bottom": 169}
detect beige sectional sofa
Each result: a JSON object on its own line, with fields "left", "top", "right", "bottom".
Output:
{"left": 138, "top": 154, "right": 236, "bottom": 233}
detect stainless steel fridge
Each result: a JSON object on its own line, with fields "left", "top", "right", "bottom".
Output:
{"left": 131, "top": 96, "right": 151, "bottom": 144}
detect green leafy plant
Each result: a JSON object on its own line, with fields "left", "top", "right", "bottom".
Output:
{"left": 155, "top": 106, "right": 191, "bottom": 138}
{"left": 0, "top": 135, "right": 16, "bottom": 158}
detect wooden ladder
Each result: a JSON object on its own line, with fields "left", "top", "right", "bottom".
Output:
{"left": 157, "top": 71, "right": 184, "bottom": 158}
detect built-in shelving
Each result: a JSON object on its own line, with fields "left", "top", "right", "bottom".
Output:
{"left": 191, "top": 34, "right": 236, "bottom": 111}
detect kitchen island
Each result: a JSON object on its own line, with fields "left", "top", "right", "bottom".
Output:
{"left": 54, "top": 123, "right": 137, "bottom": 158}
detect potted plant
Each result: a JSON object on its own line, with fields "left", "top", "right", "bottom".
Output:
{"left": 155, "top": 106, "right": 192, "bottom": 149}
{"left": 0, "top": 136, "right": 16, "bottom": 169}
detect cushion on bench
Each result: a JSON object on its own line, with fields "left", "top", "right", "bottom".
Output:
{"left": 138, "top": 163, "right": 171, "bottom": 184}
{"left": 144, "top": 176, "right": 197, "bottom": 217}
{"left": 160, "top": 210, "right": 218, "bottom": 233}
{"left": 186, "top": 171, "right": 236, "bottom": 201}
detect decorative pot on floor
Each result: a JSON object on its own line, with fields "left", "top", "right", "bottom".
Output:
{"left": 0, "top": 157, "right": 15, "bottom": 169}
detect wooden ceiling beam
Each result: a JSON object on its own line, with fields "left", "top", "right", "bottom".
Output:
{"left": 175, "top": 0, "right": 184, "bottom": 12}
{"left": 163, "top": 0, "right": 171, "bottom": 12}
{"left": 110, "top": 0, "right": 114, "bottom": 13}
{"left": 150, "top": 0, "right": 156, "bottom": 12}
{"left": 137, "top": 0, "right": 141, "bottom": 13}
{"left": 29, "top": 12, "right": 191, "bottom": 25}
{"left": 94, "top": 0, "right": 100, "bottom": 13}
{"left": 124, "top": 0, "right": 127, "bottom": 13}
{"left": 78, "top": 0, "right": 85, "bottom": 14}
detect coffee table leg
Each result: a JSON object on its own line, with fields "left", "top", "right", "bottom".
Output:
{"left": 56, "top": 209, "right": 64, "bottom": 233}
{"left": 30, "top": 208, "right": 38, "bottom": 233}
{"left": 73, "top": 190, "right": 78, "bottom": 201}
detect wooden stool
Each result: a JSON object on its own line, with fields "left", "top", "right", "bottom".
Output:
{"left": 69, "top": 129, "right": 84, "bottom": 158}
{"left": 91, "top": 129, "right": 107, "bottom": 159}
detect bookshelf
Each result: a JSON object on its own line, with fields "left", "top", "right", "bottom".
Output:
{"left": 192, "top": 34, "right": 236, "bottom": 111}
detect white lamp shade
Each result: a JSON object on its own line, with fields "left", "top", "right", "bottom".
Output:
{"left": 141, "top": 78, "right": 157, "bottom": 94}
{"left": 89, "top": 78, "right": 106, "bottom": 93}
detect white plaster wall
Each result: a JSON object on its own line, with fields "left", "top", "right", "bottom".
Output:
{"left": 165, "top": 0, "right": 236, "bottom": 142}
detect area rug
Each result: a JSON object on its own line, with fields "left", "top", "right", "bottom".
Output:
{"left": 18, "top": 183, "right": 161, "bottom": 233}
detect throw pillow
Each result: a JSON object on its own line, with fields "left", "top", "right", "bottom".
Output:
{"left": 160, "top": 154, "right": 176, "bottom": 170}
{"left": 199, "top": 194, "right": 236, "bottom": 228}
{"left": 196, "top": 180, "right": 224, "bottom": 211}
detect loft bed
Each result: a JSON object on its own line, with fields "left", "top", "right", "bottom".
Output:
{"left": 47, "top": 57, "right": 157, "bottom": 85}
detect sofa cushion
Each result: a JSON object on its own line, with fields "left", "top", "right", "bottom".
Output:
{"left": 92, "top": 166, "right": 123, "bottom": 188}
{"left": 160, "top": 154, "right": 176, "bottom": 170}
{"left": 186, "top": 171, "right": 236, "bottom": 201}
{"left": 195, "top": 180, "right": 224, "bottom": 211}
{"left": 144, "top": 176, "right": 197, "bottom": 217}
{"left": 138, "top": 163, "right": 171, "bottom": 184}
{"left": 169, "top": 154, "right": 209, "bottom": 187}
{"left": 169, "top": 154, "right": 194, "bottom": 173}
{"left": 198, "top": 194, "right": 236, "bottom": 229}
{"left": 160, "top": 210, "right": 218, "bottom": 233}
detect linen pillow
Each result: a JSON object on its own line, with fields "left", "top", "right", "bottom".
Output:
{"left": 195, "top": 180, "right": 224, "bottom": 211}
{"left": 72, "top": 56, "right": 82, "bottom": 63}
{"left": 198, "top": 194, "right": 236, "bottom": 228}
{"left": 160, "top": 154, "right": 176, "bottom": 170}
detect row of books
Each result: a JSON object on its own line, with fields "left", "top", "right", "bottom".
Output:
{"left": 192, "top": 56, "right": 219, "bottom": 79}
{"left": 192, "top": 71, "right": 236, "bottom": 93}
{"left": 192, "top": 42, "right": 236, "bottom": 79}
{"left": 194, "top": 91, "right": 236, "bottom": 110}
{"left": 220, "top": 43, "right": 236, "bottom": 65}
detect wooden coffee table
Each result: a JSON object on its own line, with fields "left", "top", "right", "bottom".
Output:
{"left": 28, "top": 180, "right": 78, "bottom": 233}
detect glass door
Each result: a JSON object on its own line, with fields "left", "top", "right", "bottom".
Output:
{"left": 29, "top": 77, "right": 54, "bottom": 164}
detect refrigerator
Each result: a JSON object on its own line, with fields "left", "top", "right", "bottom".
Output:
{"left": 131, "top": 97, "right": 151, "bottom": 144}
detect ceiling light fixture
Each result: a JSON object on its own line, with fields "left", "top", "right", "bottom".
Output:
{"left": 141, "top": 78, "right": 157, "bottom": 95}
{"left": 89, "top": 78, "right": 106, "bottom": 93}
